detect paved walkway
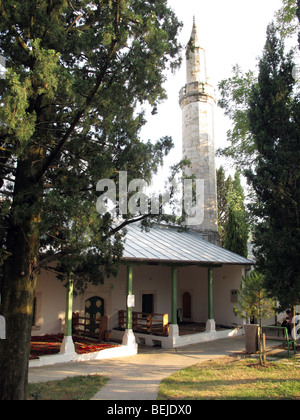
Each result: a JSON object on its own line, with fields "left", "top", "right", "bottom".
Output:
{"left": 29, "top": 335, "right": 247, "bottom": 400}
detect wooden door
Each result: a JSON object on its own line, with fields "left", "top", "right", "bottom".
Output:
{"left": 85, "top": 296, "right": 104, "bottom": 334}
{"left": 142, "top": 294, "right": 154, "bottom": 314}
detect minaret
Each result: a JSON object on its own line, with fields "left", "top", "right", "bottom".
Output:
{"left": 179, "top": 19, "right": 219, "bottom": 245}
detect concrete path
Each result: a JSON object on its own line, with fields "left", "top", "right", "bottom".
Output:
{"left": 29, "top": 335, "right": 247, "bottom": 400}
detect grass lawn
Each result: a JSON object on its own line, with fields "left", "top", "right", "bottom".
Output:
{"left": 158, "top": 357, "right": 300, "bottom": 400}
{"left": 28, "top": 375, "right": 109, "bottom": 400}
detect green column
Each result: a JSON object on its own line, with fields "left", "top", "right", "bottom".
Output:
{"left": 171, "top": 266, "right": 178, "bottom": 325}
{"left": 126, "top": 265, "right": 133, "bottom": 330}
{"left": 64, "top": 275, "right": 74, "bottom": 337}
{"left": 208, "top": 267, "right": 213, "bottom": 320}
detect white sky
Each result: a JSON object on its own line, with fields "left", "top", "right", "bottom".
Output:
{"left": 141, "top": 0, "right": 283, "bottom": 187}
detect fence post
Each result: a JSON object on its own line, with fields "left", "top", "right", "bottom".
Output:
{"left": 147, "top": 314, "right": 152, "bottom": 334}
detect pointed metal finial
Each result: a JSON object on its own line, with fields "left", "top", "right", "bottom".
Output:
{"left": 193, "top": 15, "right": 196, "bottom": 28}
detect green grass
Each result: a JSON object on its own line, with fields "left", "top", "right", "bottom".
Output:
{"left": 28, "top": 375, "right": 109, "bottom": 400}
{"left": 158, "top": 357, "right": 300, "bottom": 400}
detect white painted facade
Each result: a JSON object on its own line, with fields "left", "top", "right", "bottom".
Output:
{"left": 33, "top": 263, "right": 247, "bottom": 344}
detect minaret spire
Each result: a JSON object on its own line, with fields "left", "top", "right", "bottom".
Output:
{"left": 179, "top": 20, "right": 219, "bottom": 245}
{"left": 186, "top": 18, "right": 206, "bottom": 86}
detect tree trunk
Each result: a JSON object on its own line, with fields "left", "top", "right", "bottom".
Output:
{"left": 258, "top": 303, "right": 264, "bottom": 366}
{"left": 0, "top": 156, "right": 43, "bottom": 400}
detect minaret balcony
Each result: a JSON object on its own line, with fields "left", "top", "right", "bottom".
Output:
{"left": 179, "top": 81, "right": 215, "bottom": 106}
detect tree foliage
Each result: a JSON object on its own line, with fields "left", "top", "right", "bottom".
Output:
{"left": 217, "top": 168, "right": 249, "bottom": 257}
{"left": 216, "top": 166, "right": 233, "bottom": 246}
{"left": 234, "top": 271, "right": 276, "bottom": 323}
{"left": 217, "top": 65, "right": 257, "bottom": 171}
{"left": 234, "top": 270, "right": 277, "bottom": 365}
{"left": 223, "top": 172, "right": 249, "bottom": 258}
{"left": 217, "top": 1, "right": 300, "bottom": 170}
{"left": 246, "top": 23, "right": 300, "bottom": 310}
{"left": 275, "top": 0, "right": 299, "bottom": 38}
{"left": 0, "top": 0, "right": 183, "bottom": 286}
{"left": 218, "top": 15, "right": 300, "bottom": 311}
{"left": 0, "top": 0, "right": 182, "bottom": 400}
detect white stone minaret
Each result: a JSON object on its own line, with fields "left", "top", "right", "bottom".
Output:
{"left": 179, "top": 19, "right": 219, "bottom": 245}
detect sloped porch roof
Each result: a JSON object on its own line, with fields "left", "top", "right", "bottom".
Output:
{"left": 122, "top": 224, "right": 253, "bottom": 266}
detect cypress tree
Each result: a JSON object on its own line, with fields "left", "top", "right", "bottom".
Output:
{"left": 216, "top": 166, "right": 233, "bottom": 247}
{"left": 223, "top": 172, "right": 249, "bottom": 258}
{"left": 246, "top": 23, "right": 300, "bottom": 310}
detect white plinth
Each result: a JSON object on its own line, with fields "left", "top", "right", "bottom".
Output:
{"left": 206, "top": 319, "right": 216, "bottom": 333}
{"left": 169, "top": 324, "right": 179, "bottom": 337}
{"left": 122, "top": 329, "right": 138, "bottom": 352}
{"left": 60, "top": 335, "right": 76, "bottom": 355}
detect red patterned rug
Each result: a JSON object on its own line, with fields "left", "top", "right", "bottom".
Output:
{"left": 30, "top": 334, "right": 120, "bottom": 360}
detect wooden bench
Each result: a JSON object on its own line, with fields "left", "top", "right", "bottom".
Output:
{"left": 262, "top": 325, "right": 297, "bottom": 357}
{"left": 118, "top": 310, "right": 169, "bottom": 337}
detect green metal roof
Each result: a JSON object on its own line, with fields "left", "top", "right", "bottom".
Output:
{"left": 122, "top": 224, "right": 254, "bottom": 266}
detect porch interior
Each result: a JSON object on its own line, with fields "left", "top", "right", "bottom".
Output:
{"left": 114, "top": 322, "right": 239, "bottom": 338}
{"left": 178, "top": 322, "right": 239, "bottom": 336}
{"left": 115, "top": 309, "right": 241, "bottom": 339}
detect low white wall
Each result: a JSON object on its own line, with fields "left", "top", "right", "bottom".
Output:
{"left": 111, "top": 326, "right": 243, "bottom": 349}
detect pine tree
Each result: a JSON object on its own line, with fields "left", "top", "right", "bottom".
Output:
{"left": 0, "top": 0, "right": 182, "bottom": 399}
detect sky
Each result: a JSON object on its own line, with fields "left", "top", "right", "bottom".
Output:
{"left": 141, "top": 0, "right": 284, "bottom": 188}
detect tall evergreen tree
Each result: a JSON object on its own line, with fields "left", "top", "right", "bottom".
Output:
{"left": 216, "top": 166, "right": 233, "bottom": 247}
{"left": 0, "top": 0, "right": 182, "bottom": 400}
{"left": 223, "top": 172, "right": 249, "bottom": 258}
{"left": 217, "top": 13, "right": 300, "bottom": 310}
{"left": 246, "top": 23, "right": 300, "bottom": 310}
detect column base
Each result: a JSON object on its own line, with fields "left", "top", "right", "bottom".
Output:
{"left": 122, "top": 329, "right": 138, "bottom": 352}
{"left": 206, "top": 319, "right": 216, "bottom": 333}
{"left": 60, "top": 335, "right": 76, "bottom": 355}
{"left": 169, "top": 324, "right": 179, "bottom": 337}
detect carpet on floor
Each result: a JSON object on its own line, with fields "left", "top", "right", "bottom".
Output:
{"left": 30, "top": 334, "right": 120, "bottom": 360}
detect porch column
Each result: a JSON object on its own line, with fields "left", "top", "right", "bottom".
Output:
{"left": 126, "top": 264, "right": 133, "bottom": 330}
{"left": 169, "top": 265, "right": 179, "bottom": 337}
{"left": 171, "top": 266, "right": 178, "bottom": 325}
{"left": 122, "top": 264, "right": 138, "bottom": 351}
{"left": 60, "top": 275, "right": 76, "bottom": 355}
{"left": 206, "top": 267, "right": 216, "bottom": 333}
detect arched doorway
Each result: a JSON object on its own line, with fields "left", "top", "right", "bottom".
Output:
{"left": 85, "top": 296, "right": 104, "bottom": 335}
{"left": 182, "top": 292, "right": 192, "bottom": 319}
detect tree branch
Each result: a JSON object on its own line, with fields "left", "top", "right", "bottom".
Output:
{"left": 66, "top": 14, "right": 82, "bottom": 33}
{"left": 107, "top": 213, "right": 156, "bottom": 238}
{"left": 38, "top": 251, "right": 65, "bottom": 269}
